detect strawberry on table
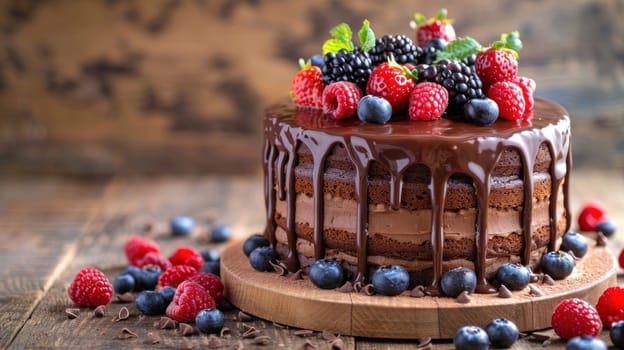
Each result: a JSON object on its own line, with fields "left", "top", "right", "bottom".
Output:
{"left": 411, "top": 8, "right": 456, "bottom": 47}
{"left": 291, "top": 59, "right": 324, "bottom": 108}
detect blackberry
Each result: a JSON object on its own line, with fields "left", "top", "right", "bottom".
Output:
{"left": 420, "top": 38, "right": 448, "bottom": 65}
{"left": 322, "top": 48, "right": 372, "bottom": 92}
{"left": 417, "top": 59, "right": 485, "bottom": 112}
{"left": 369, "top": 34, "right": 421, "bottom": 66}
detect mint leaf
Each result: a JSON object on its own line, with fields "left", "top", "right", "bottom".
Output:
{"left": 499, "top": 31, "right": 522, "bottom": 53}
{"left": 358, "top": 19, "right": 375, "bottom": 52}
{"left": 413, "top": 13, "right": 426, "bottom": 25}
{"left": 330, "top": 23, "right": 352, "bottom": 45}
{"left": 434, "top": 37, "right": 482, "bottom": 63}
{"left": 435, "top": 8, "right": 448, "bottom": 21}
{"left": 322, "top": 22, "right": 354, "bottom": 54}
{"left": 322, "top": 39, "right": 350, "bottom": 55}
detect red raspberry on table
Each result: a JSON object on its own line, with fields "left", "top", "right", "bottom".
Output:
{"left": 156, "top": 264, "right": 198, "bottom": 290}
{"left": 596, "top": 286, "right": 624, "bottom": 327}
{"left": 487, "top": 81, "right": 525, "bottom": 121}
{"left": 187, "top": 273, "right": 225, "bottom": 305}
{"left": 408, "top": 82, "right": 448, "bottom": 121}
{"left": 137, "top": 252, "right": 172, "bottom": 271}
{"left": 168, "top": 246, "right": 204, "bottom": 271}
{"left": 125, "top": 236, "right": 160, "bottom": 266}
{"left": 291, "top": 63, "right": 324, "bottom": 108}
{"left": 551, "top": 298, "right": 602, "bottom": 340}
{"left": 68, "top": 267, "right": 113, "bottom": 307}
{"left": 577, "top": 202, "right": 606, "bottom": 231}
{"left": 475, "top": 48, "right": 518, "bottom": 90}
{"left": 620, "top": 249, "right": 624, "bottom": 269}
{"left": 322, "top": 81, "right": 362, "bottom": 119}
{"left": 513, "top": 76, "right": 536, "bottom": 116}
{"left": 165, "top": 281, "right": 216, "bottom": 323}
{"left": 412, "top": 8, "right": 456, "bottom": 47}
{"left": 367, "top": 62, "right": 416, "bottom": 113}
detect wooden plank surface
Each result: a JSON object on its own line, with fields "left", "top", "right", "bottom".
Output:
{"left": 0, "top": 170, "right": 622, "bottom": 349}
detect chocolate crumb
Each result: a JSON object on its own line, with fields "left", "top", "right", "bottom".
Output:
{"left": 220, "top": 327, "right": 231, "bottom": 337}
{"left": 234, "top": 340, "right": 244, "bottom": 350}
{"left": 270, "top": 261, "right": 287, "bottom": 276}
{"left": 361, "top": 283, "right": 376, "bottom": 296}
{"left": 252, "top": 335, "right": 271, "bottom": 345}
{"left": 321, "top": 330, "right": 336, "bottom": 341}
{"left": 143, "top": 332, "right": 160, "bottom": 345}
{"left": 336, "top": 281, "right": 354, "bottom": 293}
{"left": 529, "top": 274, "right": 540, "bottom": 283}
{"left": 65, "top": 308, "right": 80, "bottom": 319}
{"left": 237, "top": 311, "right": 253, "bottom": 322}
{"left": 303, "top": 339, "right": 318, "bottom": 349}
{"left": 330, "top": 337, "right": 345, "bottom": 350}
{"left": 353, "top": 281, "right": 363, "bottom": 293}
{"left": 118, "top": 306, "right": 130, "bottom": 321}
{"left": 143, "top": 223, "right": 154, "bottom": 233}
{"left": 542, "top": 339, "right": 551, "bottom": 347}
{"left": 242, "top": 326, "right": 260, "bottom": 338}
{"left": 455, "top": 290, "right": 472, "bottom": 304}
{"left": 294, "top": 329, "right": 315, "bottom": 337}
{"left": 542, "top": 274, "right": 555, "bottom": 285}
{"left": 272, "top": 322, "right": 287, "bottom": 329}
{"left": 498, "top": 285, "right": 513, "bottom": 298}
{"left": 288, "top": 269, "right": 303, "bottom": 280}
{"left": 529, "top": 332, "right": 551, "bottom": 342}
{"left": 179, "top": 323, "right": 198, "bottom": 336}
{"left": 529, "top": 285, "right": 545, "bottom": 297}
{"left": 207, "top": 334, "right": 224, "bottom": 348}
{"left": 417, "top": 337, "right": 432, "bottom": 348}
{"left": 118, "top": 328, "right": 138, "bottom": 339}
{"left": 94, "top": 305, "right": 106, "bottom": 317}
{"left": 410, "top": 285, "right": 426, "bottom": 298}
{"left": 117, "top": 292, "right": 135, "bottom": 303}
{"left": 596, "top": 232, "right": 608, "bottom": 246}
{"left": 158, "top": 316, "right": 177, "bottom": 329}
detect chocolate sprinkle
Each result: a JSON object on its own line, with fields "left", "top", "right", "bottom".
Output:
{"left": 361, "top": 283, "right": 376, "bottom": 296}
{"left": 94, "top": 305, "right": 106, "bottom": 317}
{"left": 65, "top": 308, "right": 80, "bottom": 319}
{"left": 529, "top": 274, "right": 540, "bottom": 283}
{"left": 158, "top": 316, "right": 177, "bottom": 329}
{"left": 179, "top": 323, "right": 198, "bottom": 336}
{"left": 117, "top": 306, "right": 130, "bottom": 321}
{"left": 498, "top": 285, "right": 513, "bottom": 298}
{"left": 287, "top": 269, "right": 303, "bottom": 280}
{"left": 336, "top": 281, "right": 354, "bottom": 293}
{"left": 252, "top": 335, "right": 271, "bottom": 345}
{"left": 117, "top": 292, "right": 135, "bottom": 303}
{"left": 207, "top": 334, "right": 224, "bottom": 348}
{"left": 417, "top": 337, "right": 433, "bottom": 349}
{"left": 542, "top": 274, "right": 555, "bottom": 285}
{"left": 237, "top": 311, "right": 253, "bottom": 322}
{"left": 242, "top": 327, "right": 260, "bottom": 339}
{"left": 118, "top": 328, "right": 138, "bottom": 339}
{"left": 410, "top": 285, "right": 426, "bottom": 298}
{"left": 353, "top": 281, "right": 363, "bottom": 293}
{"left": 330, "top": 337, "right": 345, "bottom": 350}
{"left": 143, "top": 332, "right": 160, "bottom": 345}
{"left": 270, "top": 260, "right": 287, "bottom": 276}
{"left": 529, "top": 285, "right": 545, "bottom": 297}
{"left": 596, "top": 232, "right": 608, "bottom": 246}
{"left": 455, "top": 290, "right": 472, "bottom": 304}
{"left": 294, "top": 329, "right": 315, "bottom": 337}
{"left": 303, "top": 339, "right": 318, "bottom": 349}
{"left": 321, "top": 330, "right": 337, "bottom": 341}
{"left": 220, "top": 327, "right": 231, "bottom": 337}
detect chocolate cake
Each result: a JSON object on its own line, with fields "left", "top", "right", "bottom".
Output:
{"left": 262, "top": 97, "right": 571, "bottom": 294}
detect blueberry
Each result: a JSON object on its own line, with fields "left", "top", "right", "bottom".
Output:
{"left": 464, "top": 98, "right": 499, "bottom": 126}
{"left": 453, "top": 325, "right": 489, "bottom": 350}
{"left": 249, "top": 246, "right": 278, "bottom": 272}
{"left": 120, "top": 265, "right": 142, "bottom": 291}
{"left": 495, "top": 263, "right": 531, "bottom": 291}
{"left": 566, "top": 336, "right": 607, "bottom": 350}
{"left": 136, "top": 265, "right": 162, "bottom": 291}
{"left": 426, "top": 37, "right": 448, "bottom": 50}
{"left": 310, "top": 54, "right": 324, "bottom": 68}
{"left": 113, "top": 274, "right": 136, "bottom": 294}
{"left": 540, "top": 251, "right": 575, "bottom": 280}
{"left": 158, "top": 286, "right": 176, "bottom": 304}
{"left": 560, "top": 231, "right": 588, "bottom": 258}
{"left": 201, "top": 261, "right": 220, "bottom": 276}
{"left": 486, "top": 318, "right": 519, "bottom": 348}
{"left": 611, "top": 320, "right": 624, "bottom": 348}
{"left": 135, "top": 290, "right": 166, "bottom": 315}
{"left": 195, "top": 308, "right": 225, "bottom": 334}
{"left": 170, "top": 215, "right": 195, "bottom": 236}
{"left": 309, "top": 259, "right": 345, "bottom": 290}
{"left": 201, "top": 249, "right": 221, "bottom": 262}
{"left": 357, "top": 95, "right": 393, "bottom": 125}
{"left": 371, "top": 265, "right": 410, "bottom": 296}
{"left": 596, "top": 220, "right": 617, "bottom": 238}
{"left": 243, "top": 234, "right": 270, "bottom": 256}
{"left": 440, "top": 267, "right": 477, "bottom": 298}
{"left": 210, "top": 225, "right": 232, "bottom": 243}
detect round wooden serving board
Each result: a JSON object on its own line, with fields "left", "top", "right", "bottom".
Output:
{"left": 221, "top": 241, "right": 617, "bottom": 339}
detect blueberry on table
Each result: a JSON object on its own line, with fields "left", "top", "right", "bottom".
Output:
{"left": 158, "top": 286, "right": 176, "bottom": 304}
{"left": 309, "top": 259, "right": 344, "bottom": 290}
{"left": 170, "top": 215, "right": 195, "bottom": 236}
{"left": 565, "top": 336, "right": 607, "bottom": 350}
{"left": 210, "top": 225, "right": 232, "bottom": 243}
{"left": 371, "top": 265, "right": 410, "bottom": 296}
{"left": 495, "top": 263, "right": 530, "bottom": 291}
{"left": 135, "top": 290, "right": 166, "bottom": 315}
{"left": 560, "top": 231, "right": 589, "bottom": 258}
{"left": 357, "top": 95, "right": 393, "bottom": 125}
{"left": 453, "top": 325, "right": 489, "bottom": 350}
{"left": 486, "top": 318, "right": 519, "bottom": 348}
{"left": 137, "top": 265, "right": 162, "bottom": 291}
{"left": 595, "top": 220, "right": 617, "bottom": 238}
{"left": 201, "top": 261, "right": 220, "bottom": 276}
{"left": 113, "top": 274, "right": 135, "bottom": 294}
{"left": 611, "top": 320, "right": 624, "bottom": 348}
{"left": 440, "top": 267, "right": 477, "bottom": 298}
{"left": 196, "top": 308, "right": 225, "bottom": 334}
{"left": 540, "top": 251, "right": 575, "bottom": 280}
{"left": 248, "top": 246, "right": 278, "bottom": 272}
{"left": 242, "top": 234, "right": 270, "bottom": 256}
{"left": 464, "top": 98, "right": 499, "bottom": 126}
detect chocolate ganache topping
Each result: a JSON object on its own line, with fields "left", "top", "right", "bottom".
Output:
{"left": 263, "top": 97, "right": 571, "bottom": 294}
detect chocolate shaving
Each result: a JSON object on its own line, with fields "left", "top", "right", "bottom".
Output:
{"left": 417, "top": 337, "right": 432, "bottom": 349}
{"left": 242, "top": 326, "right": 260, "bottom": 338}
{"left": 294, "top": 329, "right": 315, "bottom": 337}
{"left": 94, "top": 305, "right": 106, "bottom": 317}
{"left": 117, "top": 292, "right": 135, "bottom": 303}
{"left": 596, "top": 232, "right": 608, "bottom": 246}
{"left": 529, "top": 274, "right": 540, "bottom": 283}
{"left": 272, "top": 322, "right": 287, "bottom": 329}
{"left": 252, "top": 335, "right": 271, "bottom": 345}
{"left": 237, "top": 311, "right": 253, "bottom": 322}
{"left": 321, "top": 330, "right": 337, "bottom": 341}
{"left": 118, "top": 328, "right": 138, "bottom": 339}
{"left": 303, "top": 339, "right": 318, "bottom": 349}
{"left": 336, "top": 281, "right": 354, "bottom": 293}
{"left": 65, "top": 308, "right": 80, "bottom": 319}
{"left": 234, "top": 340, "right": 244, "bottom": 350}
{"left": 455, "top": 290, "right": 472, "bottom": 304}
{"left": 330, "top": 337, "right": 345, "bottom": 350}
{"left": 143, "top": 332, "right": 160, "bottom": 345}
{"left": 567, "top": 250, "right": 580, "bottom": 260}
{"left": 353, "top": 281, "right": 363, "bottom": 293}
{"left": 529, "top": 285, "right": 545, "bottom": 297}
{"left": 410, "top": 285, "right": 426, "bottom": 298}
{"left": 179, "top": 323, "right": 198, "bottom": 336}
{"left": 361, "top": 283, "right": 376, "bottom": 296}
{"left": 542, "top": 339, "right": 551, "bottom": 347}
{"left": 207, "top": 334, "right": 224, "bottom": 348}
{"left": 498, "top": 285, "right": 513, "bottom": 298}
{"left": 158, "top": 316, "right": 177, "bottom": 329}
{"left": 542, "top": 274, "right": 555, "bottom": 285}
{"left": 117, "top": 306, "right": 130, "bottom": 321}
{"left": 287, "top": 269, "right": 303, "bottom": 280}
{"left": 270, "top": 260, "right": 288, "bottom": 276}
{"left": 220, "top": 327, "right": 231, "bottom": 337}
{"left": 529, "top": 332, "right": 551, "bottom": 342}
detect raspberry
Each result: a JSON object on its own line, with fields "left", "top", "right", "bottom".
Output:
{"left": 136, "top": 252, "right": 172, "bottom": 271}
{"left": 367, "top": 62, "right": 416, "bottom": 113}
{"left": 577, "top": 202, "right": 606, "bottom": 232}
{"left": 168, "top": 246, "right": 204, "bottom": 271}
{"left": 165, "top": 281, "right": 216, "bottom": 322}
{"left": 125, "top": 236, "right": 160, "bottom": 266}
{"left": 551, "top": 298, "right": 602, "bottom": 340}
{"left": 620, "top": 249, "right": 624, "bottom": 269}
{"left": 68, "top": 267, "right": 113, "bottom": 307}
{"left": 187, "top": 273, "right": 225, "bottom": 305}
{"left": 513, "top": 76, "right": 536, "bottom": 116}
{"left": 487, "top": 81, "right": 525, "bottom": 121}
{"left": 408, "top": 82, "right": 448, "bottom": 121}
{"left": 156, "top": 264, "right": 198, "bottom": 290}
{"left": 322, "top": 81, "right": 362, "bottom": 119}
{"left": 596, "top": 286, "right": 624, "bottom": 327}
{"left": 475, "top": 48, "right": 518, "bottom": 90}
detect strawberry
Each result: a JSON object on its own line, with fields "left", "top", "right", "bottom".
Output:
{"left": 475, "top": 48, "right": 518, "bottom": 91}
{"left": 408, "top": 82, "right": 448, "bottom": 121}
{"left": 322, "top": 81, "right": 362, "bottom": 119}
{"left": 411, "top": 8, "right": 456, "bottom": 47}
{"left": 596, "top": 286, "right": 624, "bottom": 327}
{"left": 551, "top": 298, "right": 602, "bottom": 340}
{"left": 486, "top": 81, "right": 525, "bottom": 121}
{"left": 291, "top": 59, "right": 324, "bottom": 108}
{"left": 513, "top": 76, "right": 536, "bottom": 116}
{"left": 367, "top": 62, "right": 416, "bottom": 113}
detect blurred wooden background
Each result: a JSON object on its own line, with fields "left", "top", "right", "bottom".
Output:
{"left": 0, "top": 0, "right": 622, "bottom": 176}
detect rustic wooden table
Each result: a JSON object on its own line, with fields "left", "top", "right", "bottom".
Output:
{"left": 1, "top": 170, "right": 622, "bottom": 349}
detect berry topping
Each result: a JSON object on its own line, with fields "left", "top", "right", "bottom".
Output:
{"left": 136, "top": 252, "right": 172, "bottom": 271}
{"left": 476, "top": 48, "right": 518, "bottom": 90}
{"left": 196, "top": 308, "right": 225, "bottom": 334}
{"left": 322, "top": 81, "right": 363, "bottom": 119}
{"left": 408, "top": 82, "right": 448, "bottom": 121}
{"left": 210, "top": 224, "right": 232, "bottom": 243}
{"left": 577, "top": 202, "right": 607, "bottom": 232}
{"left": 309, "top": 54, "right": 324, "bottom": 68}
{"left": 513, "top": 76, "right": 536, "bottom": 115}
{"left": 165, "top": 280, "right": 216, "bottom": 323}
{"left": 411, "top": 8, "right": 457, "bottom": 48}
{"left": 560, "top": 231, "right": 589, "bottom": 258}
{"left": 440, "top": 267, "right": 477, "bottom": 298}
{"left": 68, "top": 267, "right": 113, "bottom": 307}
{"left": 463, "top": 98, "right": 499, "bottom": 125}
{"left": 292, "top": 62, "right": 324, "bottom": 108}
{"left": 367, "top": 61, "right": 416, "bottom": 113}
{"left": 453, "top": 325, "right": 489, "bottom": 350}
{"left": 566, "top": 336, "right": 607, "bottom": 350}
{"left": 125, "top": 236, "right": 160, "bottom": 266}
{"left": 595, "top": 286, "right": 624, "bottom": 327}
{"left": 168, "top": 246, "right": 204, "bottom": 271}
{"left": 113, "top": 274, "right": 135, "bottom": 295}
{"left": 156, "top": 264, "right": 198, "bottom": 290}
{"left": 309, "top": 259, "right": 345, "bottom": 290}
{"left": 243, "top": 234, "right": 270, "bottom": 256}
{"left": 357, "top": 95, "right": 393, "bottom": 124}
{"left": 187, "top": 273, "right": 224, "bottom": 305}
{"left": 371, "top": 265, "right": 410, "bottom": 296}
{"left": 369, "top": 34, "right": 421, "bottom": 66}
{"left": 170, "top": 215, "right": 195, "bottom": 236}
{"left": 249, "top": 246, "right": 278, "bottom": 272}
{"left": 540, "top": 251, "right": 575, "bottom": 280}
{"left": 595, "top": 220, "right": 617, "bottom": 238}
{"left": 487, "top": 81, "right": 526, "bottom": 121}
{"left": 486, "top": 318, "right": 519, "bottom": 348}
{"left": 610, "top": 320, "right": 624, "bottom": 348}
{"left": 135, "top": 290, "right": 166, "bottom": 316}
{"left": 551, "top": 298, "right": 602, "bottom": 340}
{"left": 495, "top": 263, "right": 531, "bottom": 291}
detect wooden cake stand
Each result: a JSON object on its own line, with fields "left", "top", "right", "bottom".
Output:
{"left": 221, "top": 241, "right": 617, "bottom": 339}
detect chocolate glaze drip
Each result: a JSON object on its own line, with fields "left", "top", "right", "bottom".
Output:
{"left": 263, "top": 98, "right": 572, "bottom": 293}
